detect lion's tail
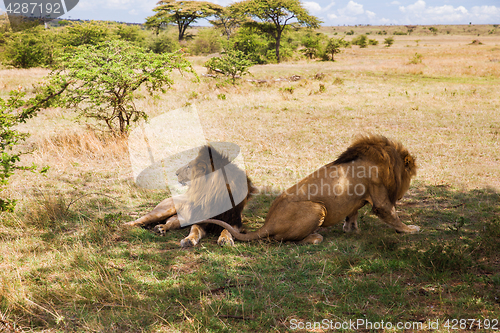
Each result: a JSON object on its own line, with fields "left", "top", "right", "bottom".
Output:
{"left": 198, "top": 219, "right": 269, "bottom": 241}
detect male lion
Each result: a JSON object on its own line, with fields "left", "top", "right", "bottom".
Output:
{"left": 124, "top": 144, "right": 256, "bottom": 247}
{"left": 198, "top": 134, "right": 419, "bottom": 244}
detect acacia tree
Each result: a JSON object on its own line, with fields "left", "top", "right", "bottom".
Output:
{"left": 235, "top": 0, "right": 321, "bottom": 63}
{"left": 205, "top": 48, "right": 254, "bottom": 84}
{"left": 147, "top": 0, "right": 223, "bottom": 41}
{"left": 46, "top": 40, "right": 194, "bottom": 136}
{"left": 325, "top": 37, "right": 349, "bottom": 61}
{"left": 209, "top": 6, "right": 249, "bottom": 40}
{"left": 301, "top": 32, "right": 321, "bottom": 59}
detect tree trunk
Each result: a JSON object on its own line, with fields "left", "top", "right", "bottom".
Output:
{"left": 178, "top": 23, "right": 184, "bottom": 41}
{"left": 275, "top": 30, "right": 281, "bottom": 63}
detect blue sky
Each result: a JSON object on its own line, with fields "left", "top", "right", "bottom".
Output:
{"left": 1, "top": 0, "right": 500, "bottom": 25}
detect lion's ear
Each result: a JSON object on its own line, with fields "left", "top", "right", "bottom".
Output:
{"left": 195, "top": 161, "right": 209, "bottom": 175}
{"left": 404, "top": 155, "right": 414, "bottom": 167}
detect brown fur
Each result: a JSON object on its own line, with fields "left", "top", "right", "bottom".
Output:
{"left": 124, "top": 144, "right": 256, "bottom": 247}
{"left": 197, "top": 134, "right": 419, "bottom": 244}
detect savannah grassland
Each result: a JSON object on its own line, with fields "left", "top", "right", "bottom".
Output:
{"left": 1, "top": 25, "right": 500, "bottom": 332}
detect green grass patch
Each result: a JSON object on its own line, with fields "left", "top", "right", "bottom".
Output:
{"left": 1, "top": 184, "right": 499, "bottom": 331}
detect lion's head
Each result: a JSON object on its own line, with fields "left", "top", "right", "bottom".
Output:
{"left": 176, "top": 152, "right": 212, "bottom": 186}
{"left": 175, "top": 144, "right": 255, "bottom": 226}
{"left": 332, "top": 134, "right": 417, "bottom": 204}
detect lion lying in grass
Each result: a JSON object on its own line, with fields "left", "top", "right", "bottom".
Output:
{"left": 199, "top": 134, "right": 419, "bottom": 244}
{"left": 124, "top": 144, "right": 255, "bottom": 247}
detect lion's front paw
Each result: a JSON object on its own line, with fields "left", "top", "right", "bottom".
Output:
{"left": 180, "top": 237, "right": 196, "bottom": 248}
{"left": 123, "top": 220, "right": 138, "bottom": 227}
{"left": 396, "top": 224, "right": 420, "bottom": 233}
{"left": 153, "top": 224, "right": 168, "bottom": 236}
{"left": 406, "top": 225, "right": 420, "bottom": 233}
{"left": 217, "top": 235, "right": 235, "bottom": 247}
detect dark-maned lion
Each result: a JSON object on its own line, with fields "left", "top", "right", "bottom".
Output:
{"left": 124, "top": 144, "right": 256, "bottom": 247}
{"left": 199, "top": 134, "right": 419, "bottom": 244}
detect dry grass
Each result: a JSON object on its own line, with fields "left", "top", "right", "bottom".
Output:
{"left": 0, "top": 68, "right": 50, "bottom": 95}
{"left": 1, "top": 34, "right": 498, "bottom": 203}
{"left": 319, "top": 24, "right": 500, "bottom": 38}
{"left": 1, "top": 29, "right": 499, "bottom": 332}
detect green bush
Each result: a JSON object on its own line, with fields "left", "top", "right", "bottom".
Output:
{"left": 59, "top": 21, "right": 112, "bottom": 47}
{"left": 3, "top": 27, "right": 55, "bottom": 68}
{"left": 324, "top": 37, "right": 349, "bottom": 61}
{"left": 232, "top": 27, "right": 269, "bottom": 64}
{"left": 384, "top": 36, "right": 394, "bottom": 47}
{"left": 393, "top": 31, "right": 407, "bottom": 35}
{"left": 301, "top": 32, "right": 322, "bottom": 59}
{"left": 44, "top": 40, "right": 194, "bottom": 136}
{"left": 146, "top": 31, "right": 180, "bottom": 54}
{"left": 409, "top": 52, "right": 423, "bottom": 64}
{"left": 115, "top": 24, "right": 146, "bottom": 46}
{"left": 229, "top": 27, "right": 319, "bottom": 63}
{"left": 368, "top": 38, "right": 378, "bottom": 46}
{"left": 189, "top": 28, "right": 222, "bottom": 55}
{"left": 351, "top": 34, "right": 367, "bottom": 48}
{"left": 205, "top": 48, "right": 254, "bottom": 84}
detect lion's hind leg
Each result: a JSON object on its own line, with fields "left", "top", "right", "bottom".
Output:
{"left": 299, "top": 233, "right": 323, "bottom": 244}
{"left": 267, "top": 201, "right": 327, "bottom": 243}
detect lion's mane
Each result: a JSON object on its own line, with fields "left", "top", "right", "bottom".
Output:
{"left": 331, "top": 134, "right": 417, "bottom": 204}
{"left": 180, "top": 145, "right": 256, "bottom": 233}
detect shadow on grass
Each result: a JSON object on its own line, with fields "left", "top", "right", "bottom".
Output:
{"left": 4, "top": 184, "right": 500, "bottom": 332}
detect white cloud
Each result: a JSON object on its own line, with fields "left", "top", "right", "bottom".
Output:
{"left": 324, "top": 1, "right": 336, "bottom": 11}
{"left": 303, "top": 0, "right": 336, "bottom": 20}
{"left": 326, "top": 0, "right": 393, "bottom": 24}
{"left": 304, "top": 1, "right": 335, "bottom": 15}
{"left": 339, "top": 1, "right": 364, "bottom": 16}
{"left": 366, "top": 10, "right": 376, "bottom": 19}
{"left": 390, "top": 1, "right": 401, "bottom": 5}
{"left": 397, "top": 0, "right": 500, "bottom": 23}
{"left": 470, "top": 5, "right": 500, "bottom": 22}
{"left": 303, "top": 1, "right": 322, "bottom": 14}
{"left": 399, "top": 0, "right": 425, "bottom": 14}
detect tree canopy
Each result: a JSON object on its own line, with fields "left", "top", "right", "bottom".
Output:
{"left": 147, "top": 0, "right": 223, "bottom": 41}
{"left": 236, "top": 0, "right": 321, "bottom": 62}
{"left": 47, "top": 40, "right": 194, "bottom": 136}
{"left": 325, "top": 37, "right": 349, "bottom": 61}
{"left": 209, "top": 6, "right": 249, "bottom": 40}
